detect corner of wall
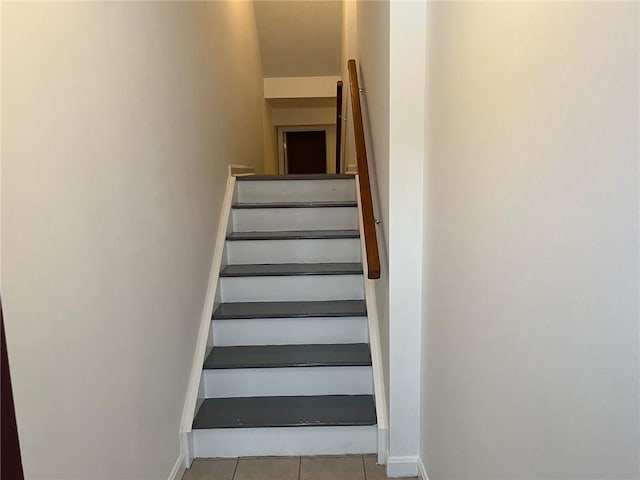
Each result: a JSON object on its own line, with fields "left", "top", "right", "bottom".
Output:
{"left": 262, "top": 99, "right": 277, "bottom": 174}
{"left": 168, "top": 454, "right": 186, "bottom": 480}
{"left": 417, "top": 457, "right": 429, "bottom": 480}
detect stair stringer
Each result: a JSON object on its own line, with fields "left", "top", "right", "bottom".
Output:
{"left": 178, "top": 171, "right": 239, "bottom": 469}
{"left": 355, "top": 175, "right": 389, "bottom": 465}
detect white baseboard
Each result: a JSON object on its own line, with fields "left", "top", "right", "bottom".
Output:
{"left": 168, "top": 454, "right": 186, "bottom": 480}
{"left": 377, "top": 427, "right": 388, "bottom": 465}
{"left": 417, "top": 457, "right": 429, "bottom": 480}
{"left": 193, "top": 425, "right": 377, "bottom": 457}
{"left": 355, "top": 175, "right": 389, "bottom": 468}
{"left": 386, "top": 455, "right": 419, "bottom": 478}
{"left": 179, "top": 173, "right": 236, "bottom": 465}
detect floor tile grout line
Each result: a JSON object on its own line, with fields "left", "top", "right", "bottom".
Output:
{"left": 185, "top": 455, "right": 385, "bottom": 480}
{"left": 231, "top": 456, "right": 239, "bottom": 480}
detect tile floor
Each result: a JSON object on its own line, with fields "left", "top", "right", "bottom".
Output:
{"left": 181, "top": 455, "right": 418, "bottom": 480}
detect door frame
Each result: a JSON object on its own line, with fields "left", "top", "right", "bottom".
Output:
{"left": 277, "top": 126, "right": 331, "bottom": 174}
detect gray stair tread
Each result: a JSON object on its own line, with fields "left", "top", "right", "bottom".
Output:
{"left": 204, "top": 343, "right": 371, "bottom": 369}
{"left": 212, "top": 300, "right": 367, "bottom": 320}
{"left": 226, "top": 230, "right": 360, "bottom": 241}
{"left": 233, "top": 201, "right": 357, "bottom": 209}
{"left": 237, "top": 174, "right": 355, "bottom": 181}
{"left": 192, "top": 395, "right": 376, "bottom": 429}
{"left": 220, "top": 263, "right": 363, "bottom": 277}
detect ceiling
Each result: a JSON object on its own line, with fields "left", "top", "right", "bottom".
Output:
{"left": 254, "top": 0, "right": 343, "bottom": 78}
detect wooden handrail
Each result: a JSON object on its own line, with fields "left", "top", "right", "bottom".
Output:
{"left": 347, "top": 59, "right": 381, "bottom": 280}
{"left": 335, "top": 80, "right": 343, "bottom": 173}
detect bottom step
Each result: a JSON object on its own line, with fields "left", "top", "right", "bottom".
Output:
{"left": 193, "top": 395, "right": 375, "bottom": 429}
{"left": 191, "top": 395, "right": 377, "bottom": 457}
{"left": 192, "top": 425, "right": 377, "bottom": 457}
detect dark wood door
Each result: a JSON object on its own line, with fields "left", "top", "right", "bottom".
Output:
{"left": 1, "top": 299, "right": 25, "bottom": 480}
{"left": 286, "top": 131, "right": 327, "bottom": 174}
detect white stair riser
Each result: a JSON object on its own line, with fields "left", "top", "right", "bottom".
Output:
{"left": 219, "top": 275, "right": 364, "bottom": 302}
{"left": 232, "top": 208, "right": 358, "bottom": 232}
{"left": 203, "top": 366, "right": 373, "bottom": 397}
{"left": 192, "top": 425, "right": 376, "bottom": 457}
{"left": 237, "top": 180, "right": 356, "bottom": 203}
{"left": 226, "top": 238, "right": 361, "bottom": 264}
{"left": 210, "top": 317, "right": 369, "bottom": 346}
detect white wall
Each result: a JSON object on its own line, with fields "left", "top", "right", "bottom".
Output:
{"left": 264, "top": 76, "right": 341, "bottom": 99}
{"left": 340, "top": 0, "right": 358, "bottom": 174}
{"left": 357, "top": 3, "right": 390, "bottom": 252}
{"left": 421, "top": 2, "right": 640, "bottom": 479}
{"left": 272, "top": 107, "right": 335, "bottom": 127}
{"left": 350, "top": 2, "right": 426, "bottom": 475}
{"left": 1, "top": 2, "right": 264, "bottom": 479}
{"left": 263, "top": 100, "right": 278, "bottom": 174}
{"left": 263, "top": 78, "right": 340, "bottom": 176}
{"left": 386, "top": 2, "right": 426, "bottom": 476}
{"left": 254, "top": 0, "right": 342, "bottom": 78}
{"left": 353, "top": 0, "right": 391, "bottom": 460}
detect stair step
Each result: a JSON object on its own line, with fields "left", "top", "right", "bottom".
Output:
{"left": 227, "top": 238, "right": 361, "bottom": 264}
{"left": 212, "top": 300, "right": 367, "bottom": 320}
{"left": 192, "top": 425, "right": 376, "bottom": 457}
{"left": 203, "top": 366, "right": 373, "bottom": 398}
{"left": 204, "top": 343, "right": 371, "bottom": 369}
{"left": 237, "top": 178, "right": 356, "bottom": 204}
{"left": 233, "top": 201, "right": 357, "bottom": 209}
{"left": 232, "top": 207, "right": 358, "bottom": 232}
{"left": 237, "top": 174, "right": 355, "bottom": 181}
{"left": 210, "top": 316, "right": 369, "bottom": 346}
{"left": 226, "top": 230, "right": 359, "bottom": 241}
{"left": 220, "top": 263, "right": 363, "bottom": 277}
{"left": 192, "top": 395, "right": 376, "bottom": 429}
{"left": 220, "top": 274, "right": 363, "bottom": 302}
{"left": 220, "top": 275, "right": 363, "bottom": 302}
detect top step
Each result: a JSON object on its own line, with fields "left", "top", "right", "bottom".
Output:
{"left": 236, "top": 175, "right": 356, "bottom": 204}
{"left": 237, "top": 174, "right": 355, "bottom": 181}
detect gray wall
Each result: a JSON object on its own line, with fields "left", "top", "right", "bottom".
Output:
{"left": 1, "top": 2, "right": 264, "bottom": 478}
{"left": 421, "top": 2, "right": 639, "bottom": 479}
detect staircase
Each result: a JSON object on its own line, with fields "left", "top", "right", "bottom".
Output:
{"left": 190, "top": 174, "right": 378, "bottom": 458}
